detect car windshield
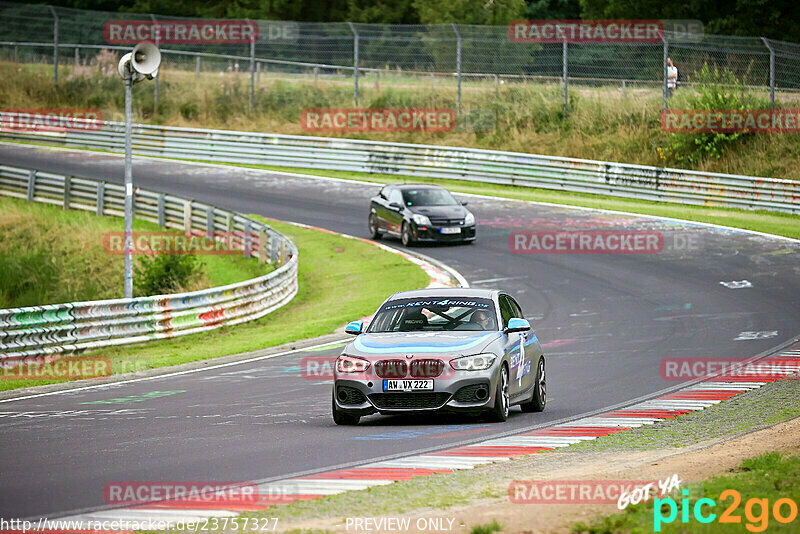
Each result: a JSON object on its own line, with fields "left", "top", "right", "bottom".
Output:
{"left": 402, "top": 188, "right": 459, "bottom": 207}
{"left": 368, "top": 297, "right": 498, "bottom": 332}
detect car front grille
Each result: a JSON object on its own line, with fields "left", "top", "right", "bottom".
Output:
{"left": 375, "top": 359, "right": 444, "bottom": 378}
{"left": 429, "top": 218, "right": 464, "bottom": 226}
{"left": 369, "top": 392, "right": 451, "bottom": 410}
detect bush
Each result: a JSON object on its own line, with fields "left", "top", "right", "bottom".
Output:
{"left": 665, "top": 64, "right": 769, "bottom": 164}
{"left": 134, "top": 254, "right": 201, "bottom": 296}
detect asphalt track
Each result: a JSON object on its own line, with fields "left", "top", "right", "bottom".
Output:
{"left": 1, "top": 144, "right": 799, "bottom": 520}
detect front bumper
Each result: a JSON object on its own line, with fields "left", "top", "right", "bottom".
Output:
{"left": 412, "top": 224, "right": 476, "bottom": 242}
{"left": 333, "top": 370, "right": 497, "bottom": 416}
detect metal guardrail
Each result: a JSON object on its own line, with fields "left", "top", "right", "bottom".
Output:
{"left": 0, "top": 163, "right": 299, "bottom": 360}
{"left": 1, "top": 116, "right": 797, "bottom": 214}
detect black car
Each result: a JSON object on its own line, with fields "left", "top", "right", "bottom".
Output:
{"left": 368, "top": 184, "right": 476, "bottom": 246}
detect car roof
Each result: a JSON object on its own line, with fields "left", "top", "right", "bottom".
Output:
{"left": 387, "top": 288, "right": 498, "bottom": 300}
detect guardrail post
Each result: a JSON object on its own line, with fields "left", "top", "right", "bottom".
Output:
{"left": 206, "top": 207, "right": 214, "bottom": 236}
{"left": 662, "top": 36, "right": 669, "bottom": 111}
{"left": 183, "top": 200, "right": 192, "bottom": 233}
{"left": 348, "top": 22, "right": 359, "bottom": 106}
{"left": 49, "top": 6, "right": 59, "bottom": 89}
{"left": 96, "top": 181, "right": 105, "bottom": 216}
{"left": 63, "top": 175, "right": 71, "bottom": 210}
{"left": 452, "top": 24, "right": 462, "bottom": 110}
{"left": 157, "top": 193, "right": 165, "bottom": 227}
{"left": 761, "top": 37, "right": 775, "bottom": 112}
{"left": 271, "top": 234, "right": 279, "bottom": 264}
{"left": 562, "top": 37, "right": 568, "bottom": 117}
{"left": 243, "top": 220, "right": 252, "bottom": 257}
{"left": 27, "top": 170, "right": 36, "bottom": 202}
{"left": 258, "top": 227, "right": 267, "bottom": 264}
{"left": 279, "top": 239, "right": 286, "bottom": 267}
{"left": 195, "top": 55, "right": 200, "bottom": 79}
{"left": 249, "top": 23, "right": 255, "bottom": 111}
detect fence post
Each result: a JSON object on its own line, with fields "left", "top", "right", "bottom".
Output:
{"left": 562, "top": 37, "right": 568, "bottom": 117}
{"left": 622, "top": 79, "right": 626, "bottom": 97}
{"left": 761, "top": 37, "right": 775, "bottom": 112}
{"left": 375, "top": 69, "right": 379, "bottom": 91}
{"left": 243, "top": 220, "right": 252, "bottom": 257}
{"left": 206, "top": 207, "right": 214, "bottom": 236}
{"left": 348, "top": 22, "right": 359, "bottom": 106}
{"left": 259, "top": 227, "right": 267, "bottom": 264}
{"left": 97, "top": 181, "right": 105, "bottom": 216}
{"left": 183, "top": 201, "right": 192, "bottom": 233}
{"left": 63, "top": 175, "right": 71, "bottom": 210}
{"left": 150, "top": 15, "right": 160, "bottom": 114}
{"left": 74, "top": 47, "right": 79, "bottom": 66}
{"left": 195, "top": 55, "right": 200, "bottom": 78}
{"left": 157, "top": 193, "right": 165, "bottom": 227}
{"left": 49, "top": 6, "right": 58, "bottom": 89}
{"left": 256, "top": 61, "right": 261, "bottom": 83}
{"left": 313, "top": 66, "right": 318, "bottom": 84}
{"left": 249, "top": 21, "right": 255, "bottom": 111}
{"left": 662, "top": 36, "right": 669, "bottom": 111}
{"left": 494, "top": 74, "right": 499, "bottom": 96}
{"left": 452, "top": 23, "right": 462, "bottom": 110}
{"left": 27, "top": 170, "right": 36, "bottom": 202}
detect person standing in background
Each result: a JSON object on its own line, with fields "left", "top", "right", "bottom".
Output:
{"left": 667, "top": 57, "right": 678, "bottom": 98}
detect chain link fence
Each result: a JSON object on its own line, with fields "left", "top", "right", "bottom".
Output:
{"left": 1, "top": 2, "right": 799, "bottom": 115}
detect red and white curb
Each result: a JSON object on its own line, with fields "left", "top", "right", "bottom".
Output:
{"left": 60, "top": 347, "right": 800, "bottom": 525}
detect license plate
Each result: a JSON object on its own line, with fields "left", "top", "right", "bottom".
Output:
{"left": 440, "top": 227, "right": 460, "bottom": 234}
{"left": 383, "top": 379, "right": 434, "bottom": 391}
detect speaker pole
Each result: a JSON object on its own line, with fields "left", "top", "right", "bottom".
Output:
{"left": 123, "top": 72, "right": 134, "bottom": 298}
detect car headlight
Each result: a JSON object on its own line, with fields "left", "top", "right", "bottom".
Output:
{"left": 336, "top": 355, "right": 370, "bottom": 373}
{"left": 450, "top": 353, "right": 496, "bottom": 371}
{"left": 412, "top": 213, "right": 431, "bottom": 226}
{"left": 464, "top": 212, "right": 475, "bottom": 226}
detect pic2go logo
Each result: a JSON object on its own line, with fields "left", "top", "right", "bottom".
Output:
{"left": 654, "top": 489, "right": 799, "bottom": 532}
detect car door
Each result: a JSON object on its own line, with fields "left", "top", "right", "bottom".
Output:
{"left": 499, "top": 295, "right": 524, "bottom": 397}
{"left": 384, "top": 188, "right": 405, "bottom": 235}
{"left": 507, "top": 295, "right": 537, "bottom": 396}
{"left": 372, "top": 186, "right": 391, "bottom": 232}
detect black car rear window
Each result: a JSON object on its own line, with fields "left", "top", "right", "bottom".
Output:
{"left": 368, "top": 297, "right": 498, "bottom": 332}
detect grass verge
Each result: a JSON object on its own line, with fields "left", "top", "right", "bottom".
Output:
{"left": 572, "top": 452, "right": 800, "bottom": 533}
{"left": 229, "top": 377, "right": 800, "bottom": 526}
{"left": 0, "top": 195, "right": 267, "bottom": 307}
{"left": 0, "top": 216, "right": 429, "bottom": 392}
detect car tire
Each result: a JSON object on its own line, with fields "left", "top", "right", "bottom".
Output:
{"left": 401, "top": 222, "right": 415, "bottom": 247}
{"left": 332, "top": 389, "right": 360, "bottom": 425}
{"left": 520, "top": 357, "right": 546, "bottom": 413}
{"left": 368, "top": 213, "right": 381, "bottom": 240}
{"left": 489, "top": 364, "right": 510, "bottom": 422}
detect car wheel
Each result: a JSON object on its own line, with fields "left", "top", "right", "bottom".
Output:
{"left": 368, "top": 213, "right": 381, "bottom": 240}
{"left": 332, "top": 389, "right": 360, "bottom": 425}
{"left": 521, "top": 357, "right": 546, "bottom": 413}
{"left": 489, "top": 364, "right": 510, "bottom": 422}
{"left": 401, "top": 222, "right": 415, "bottom": 247}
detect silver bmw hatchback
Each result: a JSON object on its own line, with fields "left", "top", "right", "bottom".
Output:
{"left": 332, "top": 288, "right": 546, "bottom": 425}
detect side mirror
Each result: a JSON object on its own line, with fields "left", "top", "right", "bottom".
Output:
{"left": 461, "top": 200, "right": 469, "bottom": 206}
{"left": 505, "top": 317, "right": 530, "bottom": 333}
{"left": 389, "top": 202, "right": 403, "bottom": 211}
{"left": 345, "top": 320, "right": 364, "bottom": 335}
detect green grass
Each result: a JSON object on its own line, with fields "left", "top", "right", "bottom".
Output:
{"left": 0, "top": 216, "right": 429, "bottom": 392}
{"left": 0, "top": 195, "right": 266, "bottom": 307}
{"left": 3, "top": 57, "right": 800, "bottom": 180}
{"left": 216, "top": 162, "right": 800, "bottom": 241}
{"left": 471, "top": 520, "right": 503, "bottom": 534}
{"left": 572, "top": 452, "right": 800, "bottom": 533}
